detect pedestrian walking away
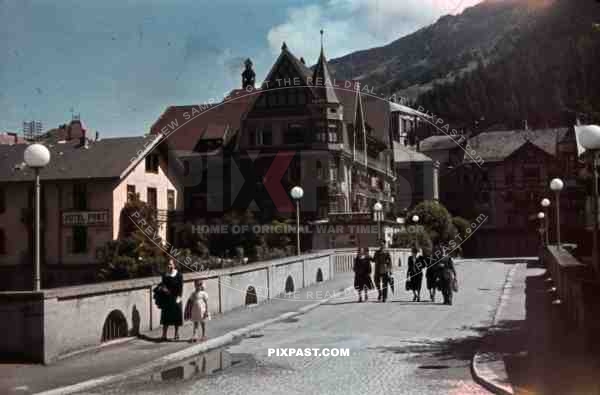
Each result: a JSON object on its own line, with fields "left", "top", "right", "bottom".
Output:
{"left": 353, "top": 247, "right": 374, "bottom": 302}
{"left": 189, "top": 279, "right": 209, "bottom": 342}
{"left": 406, "top": 246, "right": 423, "bottom": 302}
{"left": 423, "top": 249, "right": 438, "bottom": 302}
{"left": 436, "top": 245, "right": 458, "bottom": 305}
{"left": 373, "top": 241, "right": 392, "bottom": 302}
{"left": 158, "top": 259, "right": 183, "bottom": 341}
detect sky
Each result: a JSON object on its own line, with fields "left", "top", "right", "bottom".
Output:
{"left": 0, "top": 0, "right": 482, "bottom": 137}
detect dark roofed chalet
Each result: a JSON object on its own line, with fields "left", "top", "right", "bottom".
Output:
{"left": 0, "top": 134, "right": 164, "bottom": 183}
{"left": 464, "top": 128, "right": 570, "bottom": 163}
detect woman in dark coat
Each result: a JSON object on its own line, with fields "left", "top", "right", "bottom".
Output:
{"left": 160, "top": 259, "right": 183, "bottom": 341}
{"left": 423, "top": 249, "right": 438, "bottom": 302}
{"left": 353, "top": 247, "right": 373, "bottom": 302}
{"left": 406, "top": 247, "right": 424, "bottom": 301}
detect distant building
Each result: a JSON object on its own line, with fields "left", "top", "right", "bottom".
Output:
{"left": 442, "top": 127, "right": 583, "bottom": 257}
{"left": 0, "top": 132, "right": 25, "bottom": 145}
{"left": 0, "top": 122, "right": 182, "bottom": 290}
{"left": 151, "top": 38, "right": 434, "bottom": 249}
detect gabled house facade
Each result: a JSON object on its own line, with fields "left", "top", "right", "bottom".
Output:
{"left": 0, "top": 122, "right": 182, "bottom": 290}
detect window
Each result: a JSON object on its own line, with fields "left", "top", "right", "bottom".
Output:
{"left": 0, "top": 187, "right": 4, "bottom": 214}
{"left": 523, "top": 167, "right": 540, "bottom": 180}
{"left": 72, "top": 226, "right": 87, "bottom": 253}
{"left": 285, "top": 124, "right": 305, "bottom": 145}
{"left": 145, "top": 154, "right": 159, "bottom": 173}
{"left": 167, "top": 190, "right": 175, "bottom": 210}
{"left": 147, "top": 188, "right": 157, "bottom": 209}
{"left": 329, "top": 163, "right": 338, "bottom": 181}
{"left": 255, "top": 129, "right": 272, "bottom": 146}
{"left": 0, "top": 229, "right": 5, "bottom": 255}
{"left": 127, "top": 185, "right": 136, "bottom": 202}
{"left": 73, "top": 183, "right": 87, "bottom": 210}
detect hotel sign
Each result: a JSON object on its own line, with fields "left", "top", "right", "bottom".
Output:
{"left": 62, "top": 210, "right": 110, "bottom": 226}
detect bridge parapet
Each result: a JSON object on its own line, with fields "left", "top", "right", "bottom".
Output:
{"left": 0, "top": 250, "right": 343, "bottom": 364}
{"left": 544, "top": 246, "right": 600, "bottom": 349}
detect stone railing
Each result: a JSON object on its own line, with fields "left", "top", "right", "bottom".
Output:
{"left": 0, "top": 250, "right": 335, "bottom": 364}
{"left": 0, "top": 246, "right": 409, "bottom": 363}
{"left": 332, "top": 248, "right": 410, "bottom": 273}
{"left": 544, "top": 246, "right": 600, "bottom": 348}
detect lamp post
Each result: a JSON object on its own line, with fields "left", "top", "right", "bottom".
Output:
{"left": 541, "top": 198, "right": 550, "bottom": 246}
{"left": 24, "top": 143, "right": 51, "bottom": 291}
{"left": 576, "top": 124, "right": 600, "bottom": 275}
{"left": 550, "top": 178, "right": 564, "bottom": 250}
{"left": 537, "top": 212, "right": 545, "bottom": 248}
{"left": 290, "top": 186, "right": 304, "bottom": 255}
{"left": 373, "top": 202, "right": 383, "bottom": 243}
{"left": 412, "top": 214, "right": 420, "bottom": 246}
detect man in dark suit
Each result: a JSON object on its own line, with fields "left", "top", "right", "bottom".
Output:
{"left": 436, "top": 245, "right": 457, "bottom": 305}
{"left": 373, "top": 241, "right": 392, "bottom": 302}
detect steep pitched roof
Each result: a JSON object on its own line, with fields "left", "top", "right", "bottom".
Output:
{"left": 0, "top": 135, "right": 162, "bottom": 182}
{"left": 312, "top": 44, "right": 340, "bottom": 105}
{"left": 420, "top": 135, "right": 467, "bottom": 152}
{"left": 393, "top": 143, "right": 433, "bottom": 163}
{"left": 464, "top": 128, "right": 570, "bottom": 163}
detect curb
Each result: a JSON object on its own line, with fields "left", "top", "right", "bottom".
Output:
{"left": 36, "top": 285, "right": 355, "bottom": 395}
{"left": 470, "top": 264, "right": 519, "bottom": 395}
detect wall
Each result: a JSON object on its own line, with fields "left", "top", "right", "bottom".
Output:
{"left": 544, "top": 246, "right": 600, "bottom": 350}
{"left": 0, "top": 250, "right": 341, "bottom": 364}
{"left": 113, "top": 153, "right": 181, "bottom": 241}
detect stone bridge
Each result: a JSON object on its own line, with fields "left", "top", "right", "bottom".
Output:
{"left": 0, "top": 248, "right": 410, "bottom": 363}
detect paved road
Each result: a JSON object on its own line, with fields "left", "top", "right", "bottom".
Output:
{"left": 84, "top": 260, "right": 511, "bottom": 395}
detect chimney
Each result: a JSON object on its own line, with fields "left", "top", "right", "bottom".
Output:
{"left": 7, "top": 132, "right": 18, "bottom": 144}
{"left": 300, "top": 57, "right": 306, "bottom": 65}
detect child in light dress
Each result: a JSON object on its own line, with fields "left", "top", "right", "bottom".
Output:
{"left": 190, "top": 280, "right": 209, "bottom": 342}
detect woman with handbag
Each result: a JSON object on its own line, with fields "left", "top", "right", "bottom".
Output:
{"left": 159, "top": 259, "right": 183, "bottom": 341}
{"left": 353, "top": 247, "right": 373, "bottom": 302}
{"left": 406, "top": 247, "right": 423, "bottom": 302}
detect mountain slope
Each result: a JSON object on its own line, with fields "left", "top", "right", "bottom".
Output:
{"left": 328, "top": 0, "right": 544, "bottom": 99}
{"left": 416, "top": 0, "right": 600, "bottom": 128}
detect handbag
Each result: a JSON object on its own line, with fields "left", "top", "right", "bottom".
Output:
{"left": 405, "top": 279, "right": 410, "bottom": 291}
{"left": 452, "top": 278, "right": 459, "bottom": 292}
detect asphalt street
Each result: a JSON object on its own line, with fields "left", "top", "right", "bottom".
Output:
{"left": 82, "top": 260, "right": 511, "bottom": 395}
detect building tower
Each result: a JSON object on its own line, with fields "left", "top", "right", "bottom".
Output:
{"left": 242, "top": 58, "right": 256, "bottom": 89}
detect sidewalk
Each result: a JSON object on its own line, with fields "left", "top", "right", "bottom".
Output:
{"left": 472, "top": 262, "right": 600, "bottom": 395}
{"left": 0, "top": 273, "right": 354, "bottom": 395}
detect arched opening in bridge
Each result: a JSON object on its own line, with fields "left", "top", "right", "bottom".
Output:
{"left": 285, "top": 276, "right": 294, "bottom": 293}
{"left": 316, "top": 268, "right": 323, "bottom": 283}
{"left": 101, "top": 310, "right": 128, "bottom": 342}
{"left": 245, "top": 286, "right": 258, "bottom": 305}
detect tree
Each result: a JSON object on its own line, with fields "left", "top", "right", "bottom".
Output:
{"left": 408, "top": 201, "right": 453, "bottom": 245}
{"left": 98, "top": 195, "right": 167, "bottom": 280}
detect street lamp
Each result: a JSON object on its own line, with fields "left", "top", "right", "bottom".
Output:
{"left": 576, "top": 124, "right": 600, "bottom": 274}
{"left": 550, "top": 178, "right": 564, "bottom": 250}
{"left": 537, "top": 212, "right": 545, "bottom": 247}
{"left": 412, "top": 215, "right": 420, "bottom": 246}
{"left": 541, "top": 198, "right": 551, "bottom": 246}
{"left": 24, "top": 143, "right": 51, "bottom": 291}
{"left": 290, "top": 186, "right": 304, "bottom": 256}
{"left": 373, "top": 202, "right": 383, "bottom": 243}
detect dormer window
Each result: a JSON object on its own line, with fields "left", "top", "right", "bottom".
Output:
{"left": 145, "top": 154, "right": 159, "bottom": 174}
